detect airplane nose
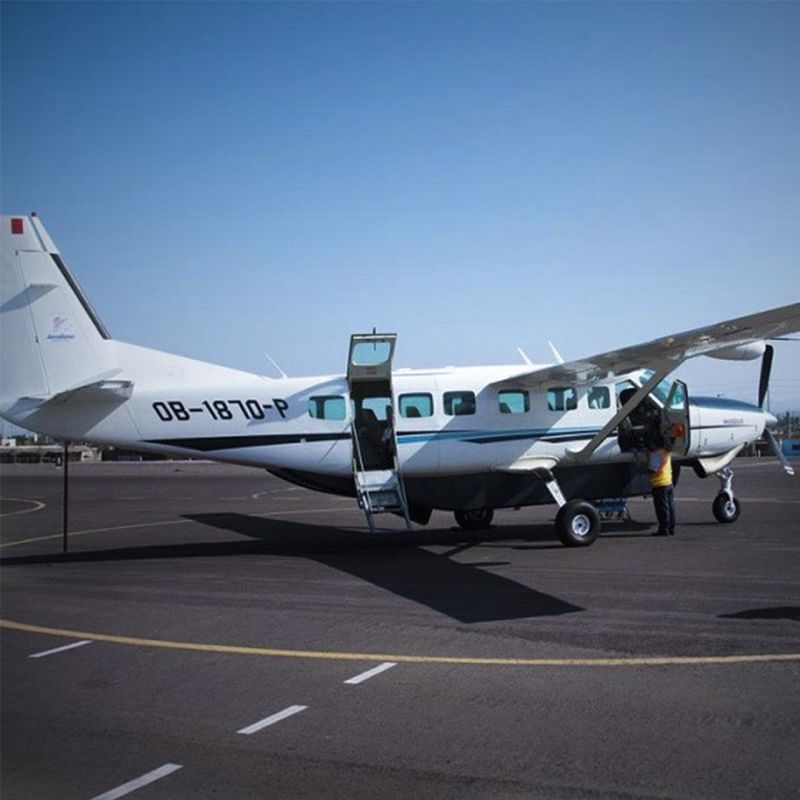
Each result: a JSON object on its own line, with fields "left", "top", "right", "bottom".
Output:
{"left": 764, "top": 410, "right": 778, "bottom": 428}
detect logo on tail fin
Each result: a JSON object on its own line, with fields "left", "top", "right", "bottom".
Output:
{"left": 47, "top": 315, "right": 76, "bottom": 341}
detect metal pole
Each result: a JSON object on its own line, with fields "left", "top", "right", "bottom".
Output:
{"left": 62, "top": 440, "right": 70, "bottom": 553}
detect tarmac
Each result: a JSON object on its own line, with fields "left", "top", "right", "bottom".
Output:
{"left": 1, "top": 459, "right": 799, "bottom": 799}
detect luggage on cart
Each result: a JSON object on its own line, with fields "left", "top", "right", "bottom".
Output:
{"left": 596, "top": 498, "right": 630, "bottom": 520}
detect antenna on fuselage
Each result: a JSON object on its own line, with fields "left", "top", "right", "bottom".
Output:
{"left": 264, "top": 353, "right": 288, "bottom": 379}
{"left": 547, "top": 341, "right": 565, "bottom": 364}
{"left": 517, "top": 347, "right": 533, "bottom": 366}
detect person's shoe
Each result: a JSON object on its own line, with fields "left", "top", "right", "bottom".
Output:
{"left": 652, "top": 530, "right": 668, "bottom": 536}
{"left": 668, "top": 530, "right": 675, "bottom": 536}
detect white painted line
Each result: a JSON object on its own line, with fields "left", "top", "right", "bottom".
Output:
{"left": 88, "top": 763, "right": 183, "bottom": 800}
{"left": 237, "top": 704, "right": 308, "bottom": 735}
{"left": 344, "top": 661, "right": 397, "bottom": 685}
{"left": 29, "top": 640, "right": 92, "bottom": 659}
{"left": 0, "top": 497, "right": 46, "bottom": 518}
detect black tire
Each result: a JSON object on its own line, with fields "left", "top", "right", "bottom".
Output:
{"left": 556, "top": 500, "right": 600, "bottom": 547}
{"left": 712, "top": 492, "right": 741, "bottom": 523}
{"left": 454, "top": 508, "right": 495, "bottom": 530}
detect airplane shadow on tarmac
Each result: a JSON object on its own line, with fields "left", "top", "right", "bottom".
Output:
{"left": 191, "top": 513, "right": 585, "bottom": 623}
{"left": 1, "top": 514, "right": 584, "bottom": 623}
{"left": 719, "top": 607, "right": 800, "bottom": 622}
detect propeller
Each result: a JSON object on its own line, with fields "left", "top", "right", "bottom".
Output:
{"left": 758, "top": 344, "right": 774, "bottom": 409}
{"left": 757, "top": 343, "right": 795, "bottom": 475}
{"left": 762, "top": 428, "right": 794, "bottom": 476}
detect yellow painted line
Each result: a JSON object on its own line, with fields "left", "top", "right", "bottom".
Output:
{"left": 2, "top": 619, "right": 799, "bottom": 667}
{"left": 0, "top": 498, "right": 46, "bottom": 519}
{"left": 0, "top": 505, "right": 361, "bottom": 550}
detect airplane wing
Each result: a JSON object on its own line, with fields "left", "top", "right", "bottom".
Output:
{"left": 498, "top": 301, "right": 800, "bottom": 388}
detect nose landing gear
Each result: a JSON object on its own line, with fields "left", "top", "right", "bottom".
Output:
{"left": 712, "top": 466, "right": 741, "bottom": 523}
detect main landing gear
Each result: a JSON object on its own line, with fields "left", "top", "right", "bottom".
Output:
{"left": 452, "top": 470, "right": 602, "bottom": 547}
{"left": 712, "top": 466, "right": 741, "bottom": 523}
{"left": 555, "top": 500, "right": 601, "bottom": 547}
{"left": 536, "top": 468, "right": 601, "bottom": 547}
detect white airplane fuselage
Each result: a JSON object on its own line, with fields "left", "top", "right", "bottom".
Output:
{"left": 3, "top": 338, "right": 770, "bottom": 507}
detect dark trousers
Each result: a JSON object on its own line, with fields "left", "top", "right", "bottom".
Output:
{"left": 652, "top": 485, "right": 676, "bottom": 535}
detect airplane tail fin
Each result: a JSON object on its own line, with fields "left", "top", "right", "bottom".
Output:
{"left": 1, "top": 215, "right": 116, "bottom": 410}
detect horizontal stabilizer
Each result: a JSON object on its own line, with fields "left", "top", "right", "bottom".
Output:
{"left": 4, "top": 370, "right": 130, "bottom": 409}
{"left": 48, "top": 378, "right": 134, "bottom": 404}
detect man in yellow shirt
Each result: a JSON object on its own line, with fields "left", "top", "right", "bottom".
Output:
{"left": 648, "top": 435, "right": 675, "bottom": 536}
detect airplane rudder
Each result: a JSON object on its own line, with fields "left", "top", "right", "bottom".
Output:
{"left": 1, "top": 215, "right": 113, "bottom": 401}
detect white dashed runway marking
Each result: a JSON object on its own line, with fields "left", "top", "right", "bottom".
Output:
{"left": 88, "top": 763, "right": 183, "bottom": 800}
{"left": 344, "top": 662, "right": 397, "bottom": 684}
{"left": 29, "top": 640, "right": 92, "bottom": 659}
{"left": 237, "top": 704, "right": 308, "bottom": 735}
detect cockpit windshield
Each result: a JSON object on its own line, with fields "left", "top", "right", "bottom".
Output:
{"left": 637, "top": 370, "right": 672, "bottom": 406}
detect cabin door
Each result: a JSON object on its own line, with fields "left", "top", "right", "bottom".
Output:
{"left": 664, "top": 380, "right": 690, "bottom": 456}
{"left": 347, "top": 333, "right": 398, "bottom": 471}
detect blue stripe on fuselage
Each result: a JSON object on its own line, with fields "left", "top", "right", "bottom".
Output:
{"left": 396, "top": 427, "right": 603, "bottom": 445}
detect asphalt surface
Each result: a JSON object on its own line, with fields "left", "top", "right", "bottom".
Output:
{"left": 1, "top": 459, "right": 799, "bottom": 800}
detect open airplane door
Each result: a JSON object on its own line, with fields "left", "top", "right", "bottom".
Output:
{"left": 664, "top": 380, "right": 690, "bottom": 456}
{"left": 347, "top": 333, "right": 398, "bottom": 471}
{"left": 346, "top": 333, "right": 411, "bottom": 531}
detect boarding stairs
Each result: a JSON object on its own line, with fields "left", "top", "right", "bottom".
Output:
{"left": 354, "top": 468, "right": 412, "bottom": 533}
{"left": 351, "top": 424, "right": 412, "bottom": 533}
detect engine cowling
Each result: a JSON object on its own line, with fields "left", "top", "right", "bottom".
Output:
{"left": 687, "top": 396, "right": 767, "bottom": 458}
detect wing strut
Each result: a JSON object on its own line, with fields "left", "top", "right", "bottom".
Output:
{"left": 567, "top": 365, "right": 672, "bottom": 461}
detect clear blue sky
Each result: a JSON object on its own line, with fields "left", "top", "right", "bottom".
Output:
{"left": 2, "top": 1, "right": 799, "bottom": 412}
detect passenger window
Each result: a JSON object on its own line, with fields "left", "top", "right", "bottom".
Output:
{"left": 308, "top": 395, "right": 346, "bottom": 420}
{"left": 498, "top": 390, "right": 529, "bottom": 414}
{"left": 362, "top": 396, "right": 392, "bottom": 421}
{"left": 587, "top": 386, "right": 611, "bottom": 410}
{"left": 399, "top": 393, "right": 433, "bottom": 418}
{"left": 547, "top": 387, "right": 577, "bottom": 412}
{"left": 444, "top": 391, "right": 476, "bottom": 416}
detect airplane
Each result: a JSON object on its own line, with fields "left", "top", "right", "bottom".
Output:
{"left": 2, "top": 213, "right": 798, "bottom": 546}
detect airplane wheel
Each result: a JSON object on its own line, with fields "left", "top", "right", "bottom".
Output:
{"left": 454, "top": 508, "right": 494, "bottom": 530}
{"left": 712, "top": 493, "right": 740, "bottom": 523}
{"left": 556, "top": 500, "right": 600, "bottom": 547}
